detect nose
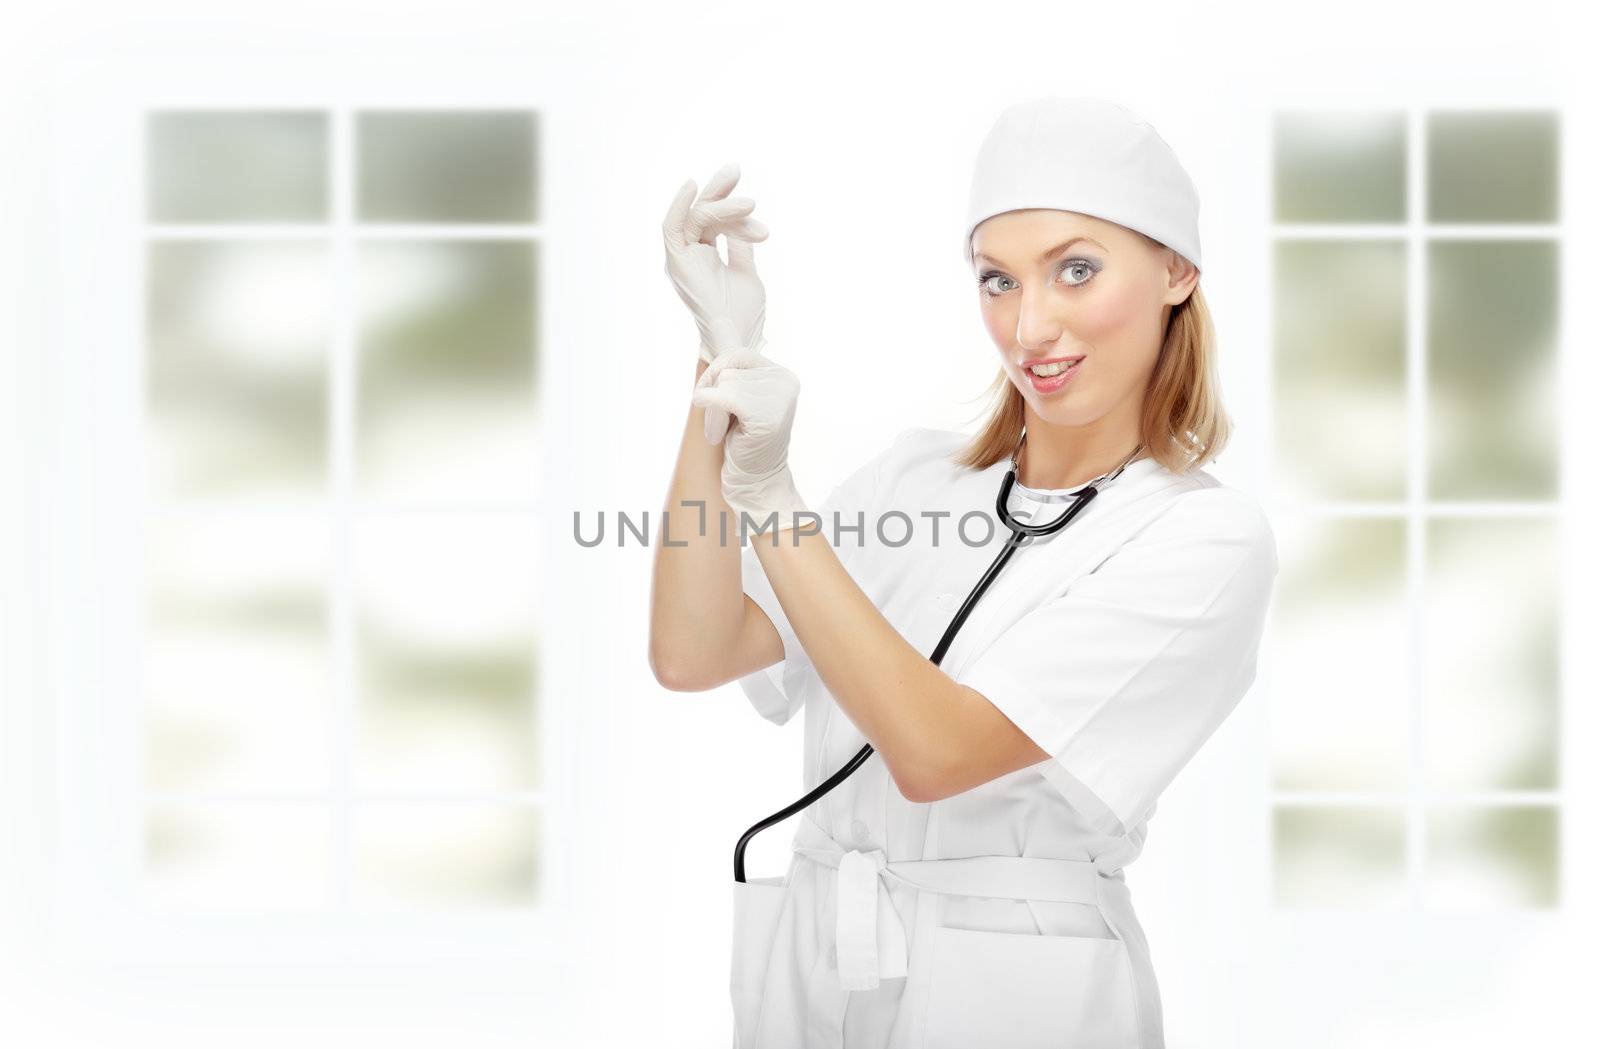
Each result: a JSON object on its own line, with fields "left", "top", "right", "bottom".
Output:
{"left": 1013, "top": 287, "right": 1064, "bottom": 351}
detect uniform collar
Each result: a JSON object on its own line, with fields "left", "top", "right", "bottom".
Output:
{"left": 1002, "top": 453, "right": 1168, "bottom": 500}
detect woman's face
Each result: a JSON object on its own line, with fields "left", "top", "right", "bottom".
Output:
{"left": 970, "top": 209, "right": 1197, "bottom": 432}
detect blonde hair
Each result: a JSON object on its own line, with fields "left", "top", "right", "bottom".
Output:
{"left": 950, "top": 282, "right": 1231, "bottom": 475}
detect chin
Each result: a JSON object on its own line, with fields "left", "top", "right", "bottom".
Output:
{"left": 1020, "top": 388, "right": 1100, "bottom": 428}
{"left": 1032, "top": 406, "right": 1095, "bottom": 428}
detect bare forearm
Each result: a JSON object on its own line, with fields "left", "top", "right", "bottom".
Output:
{"left": 752, "top": 526, "right": 967, "bottom": 799}
{"left": 648, "top": 359, "right": 744, "bottom": 686}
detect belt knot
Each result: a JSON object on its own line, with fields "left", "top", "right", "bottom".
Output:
{"left": 834, "top": 847, "right": 906, "bottom": 991}
{"left": 792, "top": 820, "right": 908, "bottom": 992}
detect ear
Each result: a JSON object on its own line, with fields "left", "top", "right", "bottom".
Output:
{"left": 1163, "top": 248, "right": 1200, "bottom": 306}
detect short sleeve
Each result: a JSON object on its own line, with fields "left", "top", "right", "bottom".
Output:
{"left": 957, "top": 489, "right": 1280, "bottom": 837}
{"left": 736, "top": 427, "right": 921, "bottom": 725}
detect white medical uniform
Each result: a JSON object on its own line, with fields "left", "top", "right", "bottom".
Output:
{"left": 730, "top": 427, "right": 1278, "bottom": 1049}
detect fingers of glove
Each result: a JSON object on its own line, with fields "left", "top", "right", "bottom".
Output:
{"left": 699, "top": 162, "right": 741, "bottom": 204}
{"left": 715, "top": 349, "right": 796, "bottom": 398}
{"left": 693, "top": 352, "right": 766, "bottom": 411}
{"left": 725, "top": 218, "right": 769, "bottom": 243}
{"left": 695, "top": 349, "right": 774, "bottom": 416}
{"left": 697, "top": 346, "right": 761, "bottom": 385}
{"left": 707, "top": 347, "right": 772, "bottom": 373}
{"left": 691, "top": 385, "right": 742, "bottom": 442}
{"left": 668, "top": 217, "right": 763, "bottom": 272}
{"left": 708, "top": 222, "right": 767, "bottom": 261}
{"left": 661, "top": 179, "right": 698, "bottom": 245}
{"left": 726, "top": 235, "right": 762, "bottom": 273}
{"left": 702, "top": 404, "right": 731, "bottom": 446}
{"left": 663, "top": 184, "right": 754, "bottom": 253}
{"left": 685, "top": 196, "right": 757, "bottom": 246}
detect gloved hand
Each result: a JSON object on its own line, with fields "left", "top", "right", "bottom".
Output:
{"left": 690, "top": 348, "right": 810, "bottom": 528}
{"left": 661, "top": 162, "right": 771, "bottom": 365}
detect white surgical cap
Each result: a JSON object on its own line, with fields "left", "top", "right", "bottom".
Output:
{"left": 965, "top": 96, "right": 1202, "bottom": 274}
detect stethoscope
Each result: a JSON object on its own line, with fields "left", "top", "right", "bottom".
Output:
{"left": 734, "top": 430, "right": 1146, "bottom": 881}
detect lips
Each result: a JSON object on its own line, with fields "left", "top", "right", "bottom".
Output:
{"left": 1019, "top": 354, "right": 1085, "bottom": 369}
{"left": 1023, "top": 356, "right": 1084, "bottom": 394}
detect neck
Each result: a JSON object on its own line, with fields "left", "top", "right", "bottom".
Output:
{"left": 1015, "top": 414, "right": 1144, "bottom": 490}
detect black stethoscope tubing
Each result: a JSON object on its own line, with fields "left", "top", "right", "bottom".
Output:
{"left": 733, "top": 433, "right": 1144, "bottom": 882}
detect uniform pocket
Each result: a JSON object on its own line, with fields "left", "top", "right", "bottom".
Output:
{"left": 730, "top": 877, "right": 787, "bottom": 1049}
{"left": 922, "top": 924, "right": 1141, "bottom": 1049}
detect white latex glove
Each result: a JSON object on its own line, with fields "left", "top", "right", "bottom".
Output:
{"left": 690, "top": 348, "right": 810, "bottom": 528}
{"left": 661, "top": 162, "right": 771, "bottom": 365}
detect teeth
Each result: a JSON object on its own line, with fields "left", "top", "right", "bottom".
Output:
{"left": 1029, "top": 360, "right": 1079, "bottom": 377}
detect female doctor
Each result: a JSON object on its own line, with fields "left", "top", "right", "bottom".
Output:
{"left": 649, "top": 97, "right": 1278, "bottom": 1049}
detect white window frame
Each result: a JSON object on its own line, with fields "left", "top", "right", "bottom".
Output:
{"left": 1267, "top": 107, "right": 1566, "bottom": 907}
{"left": 39, "top": 66, "right": 573, "bottom": 972}
{"left": 1251, "top": 100, "right": 1600, "bottom": 1045}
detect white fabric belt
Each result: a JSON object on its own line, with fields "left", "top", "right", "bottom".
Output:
{"left": 791, "top": 816, "right": 1104, "bottom": 992}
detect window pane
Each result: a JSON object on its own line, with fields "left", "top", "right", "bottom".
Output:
{"left": 144, "top": 804, "right": 333, "bottom": 910}
{"left": 1424, "top": 517, "right": 1558, "bottom": 791}
{"left": 1273, "top": 240, "right": 1408, "bottom": 502}
{"left": 357, "top": 110, "right": 538, "bottom": 223}
{"left": 1427, "top": 240, "right": 1558, "bottom": 501}
{"left": 146, "top": 110, "right": 328, "bottom": 223}
{"left": 1427, "top": 111, "right": 1559, "bottom": 224}
{"left": 144, "top": 516, "right": 332, "bottom": 792}
{"left": 1425, "top": 805, "right": 1558, "bottom": 908}
{"left": 1271, "top": 516, "right": 1409, "bottom": 791}
{"left": 1273, "top": 111, "right": 1406, "bottom": 223}
{"left": 353, "top": 514, "right": 539, "bottom": 792}
{"left": 352, "top": 804, "right": 540, "bottom": 908}
{"left": 1273, "top": 805, "right": 1407, "bottom": 908}
{"left": 146, "top": 240, "right": 330, "bottom": 501}
{"left": 356, "top": 240, "right": 539, "bottom": 500}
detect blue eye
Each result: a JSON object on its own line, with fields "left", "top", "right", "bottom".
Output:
{"left": 977, "top": 259, "right": 1098, "bottom": 298}
{"left": 976, "top": 273, "right": 1014, "bottom": 296}
{"left": 1062, "top": 261, "right": 1097, "bottom": 285}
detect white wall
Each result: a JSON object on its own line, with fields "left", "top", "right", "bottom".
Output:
{"left": 3, "top": 2, "right": 1595, "bottom": 1047}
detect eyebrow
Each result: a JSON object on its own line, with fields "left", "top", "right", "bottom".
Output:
{"left": 973, "top": 236, "right": 1106, "bottom": 268}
